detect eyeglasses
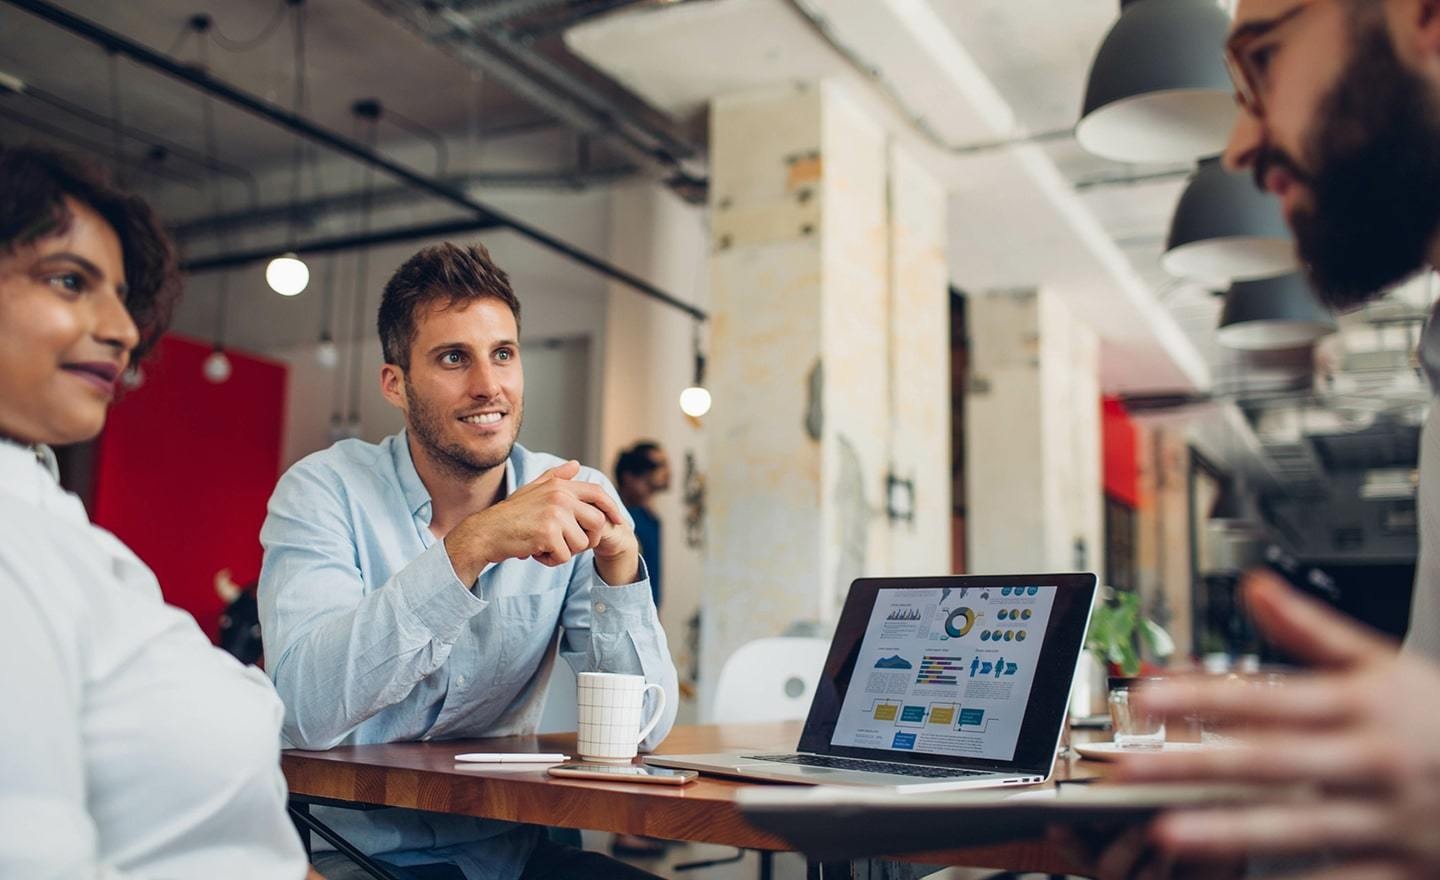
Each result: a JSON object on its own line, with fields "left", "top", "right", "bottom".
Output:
{"left": 1223, "top": 1, "right": 1320, "bottom": 118}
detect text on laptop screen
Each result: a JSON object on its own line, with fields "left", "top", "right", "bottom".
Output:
{"left": 828, "top": 585, "right": 1057, "bottom": 762}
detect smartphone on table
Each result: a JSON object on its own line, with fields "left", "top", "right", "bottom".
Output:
{"left": 547, "top": 762, "right": 698, "bottom": 785}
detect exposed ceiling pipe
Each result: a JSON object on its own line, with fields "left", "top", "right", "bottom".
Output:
{"left": 180, "top": 215, "right": 506, "bottom": 274}
{"left": 457, "top": 0, "right": 575, "bottom": 29}
{"left": 0, "top": 73, "right": 262, "bottom": 207}
{"left": 362, "top": 0, "right": 706, "bottom": 199}
{"left": 2, "top": 0, "right": 707, "bottom": 322}
{"left": 172, "top": 165, "right": 640, "bottom": 242}
{"left": 0, "top": 104, "right": 201, "bottom": 188}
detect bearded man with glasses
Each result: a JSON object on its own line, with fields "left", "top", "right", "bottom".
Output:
{"left": 1056, "top": 1, "right": 1440, "bottom": 878}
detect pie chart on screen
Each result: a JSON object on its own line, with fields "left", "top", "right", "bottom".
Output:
{"left": 945, "top": 607, "right": 976, "bottom": 638}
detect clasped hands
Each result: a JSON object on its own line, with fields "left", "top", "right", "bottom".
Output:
{"left": 444, "top": 461, "right": 640, "bottom": 586}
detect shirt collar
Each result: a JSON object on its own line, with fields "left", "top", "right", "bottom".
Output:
{"left": 390, "top": 430, "right": 520, "bottom": 518}
{"left": 391, "top": 430, "right": 433, "bottom": 517}
{"left": 0, "top": 437, "right": 63, "bottom": 506}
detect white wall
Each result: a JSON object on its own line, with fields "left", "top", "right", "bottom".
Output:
{"left": 599, "top": 180, "right": 710, "bottom": 712}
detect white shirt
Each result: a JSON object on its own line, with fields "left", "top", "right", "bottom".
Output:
{"left": 1409, "top": 403, "right": 1440, "bottom": 662}
{"left": 0, "top": 440, "right": 307, "bottom": 879}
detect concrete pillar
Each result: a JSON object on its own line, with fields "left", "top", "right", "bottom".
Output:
{"left": 965, "top": 289, "right": 1103, "bottom": 576}
{"left": 1133, "top": 422, "right": 1195, "bottom": 659}
{"left": 700, "top": 81, "right": 951, "bottom": 716}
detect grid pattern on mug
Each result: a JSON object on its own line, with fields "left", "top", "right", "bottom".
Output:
{"left": 577, "top": 677, "right": 645, "bottom": 756}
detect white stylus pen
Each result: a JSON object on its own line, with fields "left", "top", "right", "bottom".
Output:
{"left": 454, "top": 753, "right": 570, "bottom": 763}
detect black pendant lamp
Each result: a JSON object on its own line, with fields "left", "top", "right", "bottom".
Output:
{"left": 1217, "top": 273, "right": 1337, "bottom": 350}
{"left": 1164, "top": 157, "right": 1297, "bottom": 283}
{"left": 1077, "top": 0, "right": 1237, "bottom": 164}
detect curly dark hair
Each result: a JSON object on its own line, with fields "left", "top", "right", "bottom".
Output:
{"left": 0, "top": 145, "right": 181, "bottom": 362}
{"left": 378, "top": 241, "right": 521, "bottom": 370}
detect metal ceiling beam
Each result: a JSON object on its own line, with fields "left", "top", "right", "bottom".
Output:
{"left": 459, "top": 0, "right": 573, "bottom": 29}
{"left": 3, "top": 0, "right": 707, "bottom": 322}
{"left": 3, "top": 76, "right": 262, "bottom": 206}
{"left": 180, "top": 215, "right": 506, "bottom": 274}
{"left": 172, "top": 165, "right": 640, "bottom": 242}
{"left": 0, "top": 103, "right": 203, "bottom": 188}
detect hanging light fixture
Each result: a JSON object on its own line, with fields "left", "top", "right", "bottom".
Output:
{"left": 315, "top": 331, "right": 339, "bottom": 369}
{"left": 266, "top": 252, "right": 309, "bottom": 296}
{"left": 204, "top": 271, "right": 234, "bottom": 385}
{"left": 1164, "top": 157, "right": 1295, "bottom": 283}
{"left": 342, "top": 105, "right": 379, "bottom": 437}
{"left": 679, "top": 326, "right": 711, "bottom": 418}
{"left": 267, "top": 0, "right": 310, "bottom": 297}
{"left": 1077, "top": 0, "right": 1236, "bottom": 164}
{"left": 197, "top": 33, "right": 232, "bottom": 385}
{"left": 1217, "top": 273, "right": 1337, "bottom": 350}
{"left": 204, "top": 346, "right": 234, "bottom": 384}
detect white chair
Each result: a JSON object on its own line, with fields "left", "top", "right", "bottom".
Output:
{"left": 677, "top": 636, "right": 831, "bottom": 878}
{"left": 710, "top": 637, "right": 831, "bottom": 723}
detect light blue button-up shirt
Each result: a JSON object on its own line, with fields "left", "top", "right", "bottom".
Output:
{"left": 258, "top": 432, "right": 677, "bottom": 880}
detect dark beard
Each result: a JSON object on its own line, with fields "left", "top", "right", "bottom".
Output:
{"left": 404, "top": 380, "right": 519, "bottom": 479}
{"left": 1285, "top": 17, "right": 1440, "bottom": 309}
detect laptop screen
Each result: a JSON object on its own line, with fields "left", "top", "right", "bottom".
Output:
{"left": 798, "top": 574, "right": 1095, "bottom": 774}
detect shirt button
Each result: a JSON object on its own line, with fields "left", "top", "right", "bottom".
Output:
{"left": 594, "top": 602, "right": 608, "bottom": 614}
{"left": 456, "top": 675, "right": 466, "bottom": 687}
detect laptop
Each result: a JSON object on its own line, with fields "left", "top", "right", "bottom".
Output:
{"left": 646, "top": 573, "right": 1097, "bottom": 793}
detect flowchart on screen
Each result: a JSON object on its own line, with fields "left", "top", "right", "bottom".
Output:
{"left": 830, "top": 585, "right": 1057, "bottom": 761}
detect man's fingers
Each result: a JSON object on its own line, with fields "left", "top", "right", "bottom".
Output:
{"left": 1242, "top": 573, "right": 1394, "bottom": 669}
{"left": 537, "top": 524, "right": 574, "bottom": 565}
{"left": 1269, "top": 861, "right": 1411, "bottom": 880}
{"left": 560, "top": 519, "right": 591, "bottom": 557}
{"left": 1134, "top": 674, "right": 1355, "bottom": 726}
{"left": 1152, "top": 802, "right": 1394, "bottom": 860}
{"left": 1117, "top": 732, "right": 1377, "bottom": 788}
{"left": 535, "top": 460, "right": 582, "bottom": 483}
{"left": 568, "top": 499, "right": 609, "bottom": 545}
{"left": 560, "top": 480, "right": 626, "bottom": 525}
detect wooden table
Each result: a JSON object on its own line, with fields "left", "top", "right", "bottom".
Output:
{"left": 282, "top": 722, "right": 1106, "bottom": 877}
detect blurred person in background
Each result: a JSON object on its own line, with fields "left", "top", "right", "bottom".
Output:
{"left": 614, "top": 440, "right": 671, "bottom": 612}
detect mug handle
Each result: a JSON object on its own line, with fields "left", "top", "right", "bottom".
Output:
{"left": 635, "top": 682, "right": 667, "bottom": 745}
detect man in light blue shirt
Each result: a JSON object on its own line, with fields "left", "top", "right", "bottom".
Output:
{"left": 258, "top": 241, "right": 675, "bottom": 880}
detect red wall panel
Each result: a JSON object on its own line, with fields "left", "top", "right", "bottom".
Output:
{"left": 91, "top": 334, "right": 287, "bottom": 641}
{"left": 1102, "top": 396, "right": 1140, "bottom": 509}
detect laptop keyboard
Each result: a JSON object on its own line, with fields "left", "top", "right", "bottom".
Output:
{"left": 741, "top": 753, "right": 988, "bottom": 779}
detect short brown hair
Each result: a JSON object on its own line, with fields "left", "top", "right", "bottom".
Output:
{"left": 377, "top": 241, "right": 521, "bottom": 370}
{"left": 0, "top": 145, "right": 181, "bottom": 362}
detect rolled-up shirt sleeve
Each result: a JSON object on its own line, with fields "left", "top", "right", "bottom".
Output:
{"left": 259, "top": 462, "right": 487, "bottom": 750}
{"left": 557, "top": 474, "right": 679, "bottom": 752}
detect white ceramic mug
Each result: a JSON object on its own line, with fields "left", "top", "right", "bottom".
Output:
{"left": 576, "top": 672, "right": 666, "bottom": 763}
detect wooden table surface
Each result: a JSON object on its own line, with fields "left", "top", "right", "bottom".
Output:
{"left": 282, "top": 722, "right": 1108, "bottom": 874}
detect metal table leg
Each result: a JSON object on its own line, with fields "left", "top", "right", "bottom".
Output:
{"left": 287, "top": 800, "right": 404, "bottom": 880}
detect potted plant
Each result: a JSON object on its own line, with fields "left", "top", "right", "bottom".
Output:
{"left": 1085, "top": 588, "right": 1174, "bottom": 676}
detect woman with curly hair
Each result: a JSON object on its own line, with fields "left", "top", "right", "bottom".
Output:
{"left": 0, "top": 145, "right": 315, "bottom": 879}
